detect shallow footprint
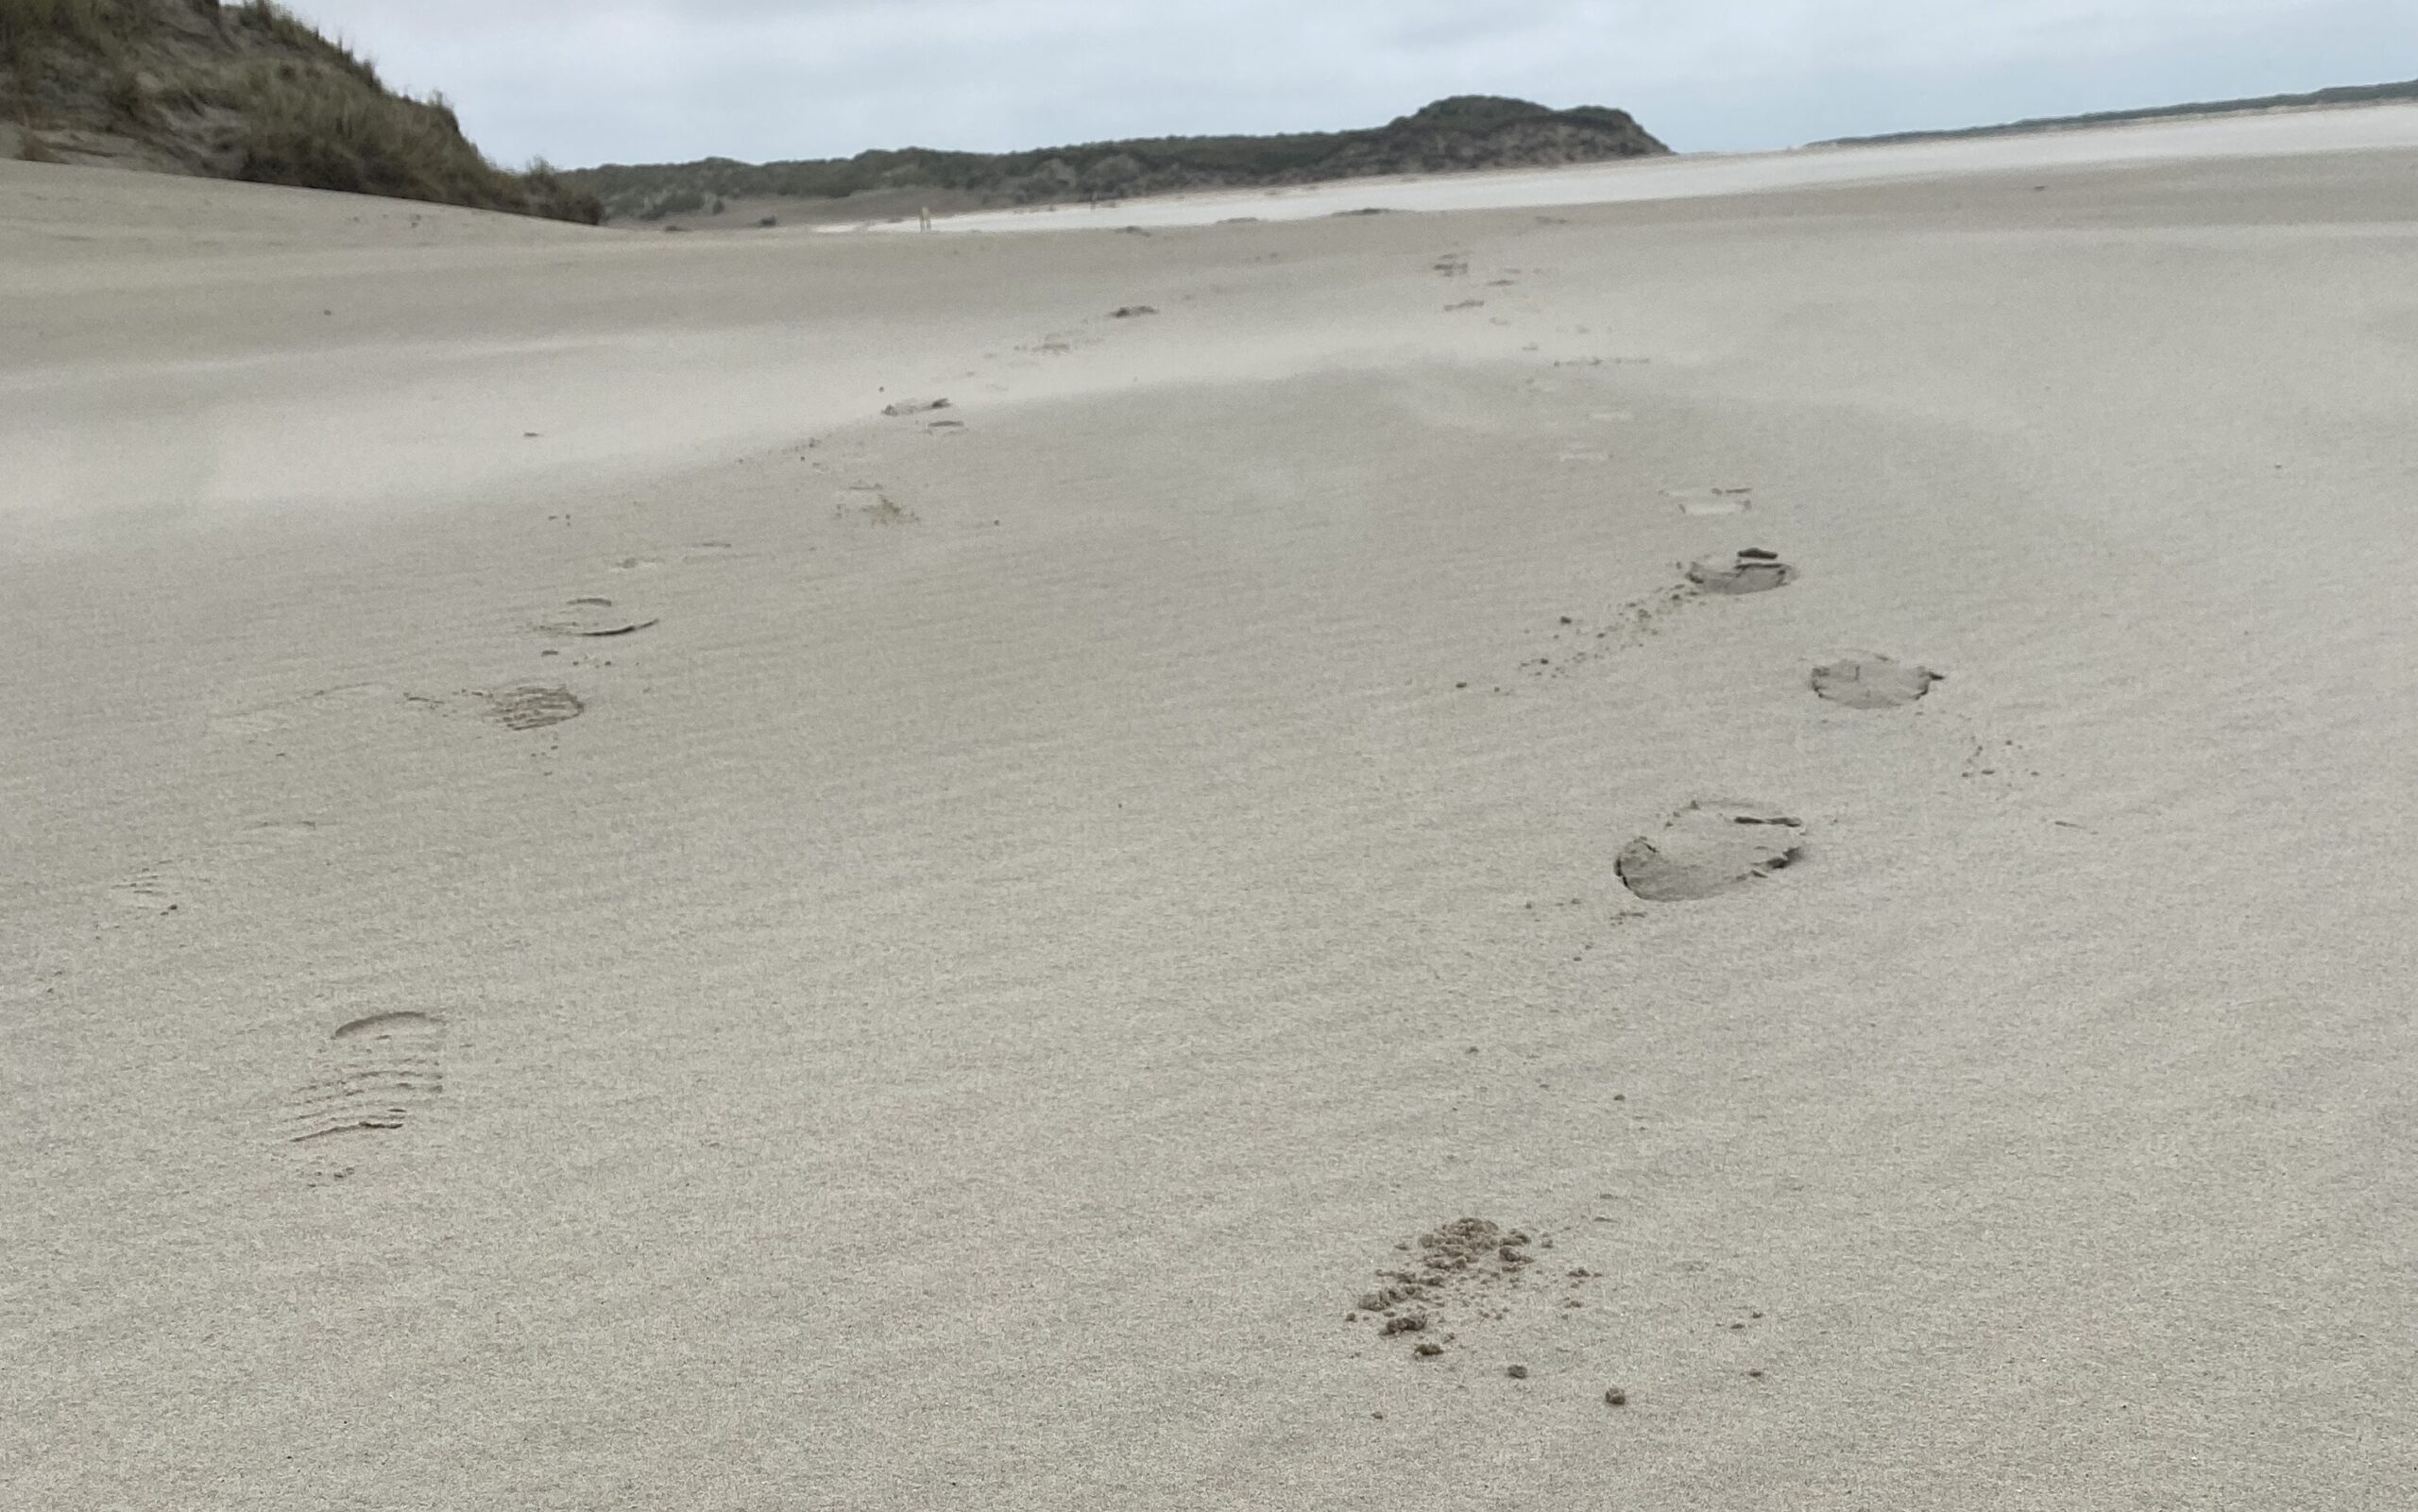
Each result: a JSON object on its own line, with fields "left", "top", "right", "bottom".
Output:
{"left": 1617, "top": 800, "right": 1804, "bottom": 902}
{"left": 1685, "top": 549, "right": 1795, "bottom": 595}
{"left": 1666, "top": 486, "right": 1753, "bottom": 518}
{"left": 1811, "top": 654, "right": 1939, "bottom": 708}
{"left": 535, "top": 597, "right": 657, "bottom": 637}
{"left": 113, "top": 860, "right": 186, "bottom": 913}
{"left": 287, "top": 1011, "right": 446, "bottom": 1179}
{"left": 478, "top": 684, "right": 584, "bottom": 731}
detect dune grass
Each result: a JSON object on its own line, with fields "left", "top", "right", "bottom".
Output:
{"left": 5, "top": 0, "right": 601, "bottom": 224}
{"left": 1, "top": 0, "right": 120, "bottom": 52}
{"left": 231, "top": 0, "right": 377, "bottom": 88}
{"left": 0, "top": 0, "right": 152, "bottom": 80}
{"left": 227, "top": 56, "right": 593, "bottom": 220}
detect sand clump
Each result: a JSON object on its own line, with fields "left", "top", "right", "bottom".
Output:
{"left": 1351, "top": 1218, "right": 1543, "bottom": 1358}
{"left": 1616, "top": 801, "right": 1804, "bottom": 902}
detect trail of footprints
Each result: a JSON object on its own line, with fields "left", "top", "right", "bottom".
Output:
{"left": 209, "top": 563, "right": 704, "bottom": 1181}
{"left": 204, "top": 580, "right": 686, "bottom": 751}
{"left": 182, "top": 325, "right": 1133, "bottom": 917}
{"left": 1365, "top": 447, "right": 2013, "bottom": 1405}
{"left": 167, "top": 569, "right": 695, "bottom": 919}
{"left": 1530, "top": 524, "right": 1952, "bottom": 903}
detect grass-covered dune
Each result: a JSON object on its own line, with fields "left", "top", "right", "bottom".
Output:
{"left": 566, "top": 95, "right": 1671, "bottom": 224}
{"left": 2, "top": 0, "right": 600, "bottom": 224}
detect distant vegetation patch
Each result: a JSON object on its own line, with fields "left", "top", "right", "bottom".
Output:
{"left": 1817, "top": 78, "right": 2418, "bottom": 146}
{"left": 564, "top": 94, "right": 1670, "bottom": 224}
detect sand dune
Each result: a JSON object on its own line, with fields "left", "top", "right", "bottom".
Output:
{"left": 5, "top": 124, "right": 2417, "bottom": 1509}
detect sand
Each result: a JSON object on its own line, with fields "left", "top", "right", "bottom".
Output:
{"left": 858, "top": 101, "right": 2418, "bottom": 233}
{"left": 5, "top": 119, "right": 2417, "bottom": 1509}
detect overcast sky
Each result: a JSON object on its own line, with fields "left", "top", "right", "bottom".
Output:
{"left": 284, "top": 0, "right": 2414, "bottom": 168}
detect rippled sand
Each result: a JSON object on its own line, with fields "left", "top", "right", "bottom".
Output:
{"left": 5, "top": 117, "right": 2415, "bottom": 1509}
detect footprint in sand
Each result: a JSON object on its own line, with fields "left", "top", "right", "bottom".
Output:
{"left": 1617, "top": 801, "right": 1805, "bottom": 902}
{"left": 1811, "top": 654, "right": 1939, "bottom": 708}
{"left": 534, "top": 597, "right": 657, "bottom": 637}
{"left": 604, "top": 540, "right": 739, "bottom": 569}
{"left": 476, "top": 684, "right": 585, "bottom": 731}
{"left": 244, "top": 817, "right": 320, "bottom": 843}
{"left": 1685, "top": 548, "right": 1796, "bottom": 595}
{"left": 286, "top": 1011, "right": 445, "bottom": 1180}
{"left": 113, "top": 861, "right": 185, "bottom": 913}
{"left": 1666, "top": 486, "right": 1753, "bottom": 518}
{"left": 109, "top": 822, "right": 321, "bottom": 916}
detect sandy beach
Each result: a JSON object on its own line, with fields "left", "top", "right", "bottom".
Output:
{"left": 5, "top": 118, "right": 2416, "bottom": 1508}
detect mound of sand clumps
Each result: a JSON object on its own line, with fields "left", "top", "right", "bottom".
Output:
{"left": 1350, "top": 1218, "right": 1540, "bottom": 1358}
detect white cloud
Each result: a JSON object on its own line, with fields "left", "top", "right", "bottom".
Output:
{"left": 283, "top": 0, "right": 2416, "bottom": 166}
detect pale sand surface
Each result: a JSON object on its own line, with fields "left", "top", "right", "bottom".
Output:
{"left": 877, "top": 102, "right": 2418, "bottom": 233}
{"left": 5, "top": 128, "right": 2417, "bottom": 1508}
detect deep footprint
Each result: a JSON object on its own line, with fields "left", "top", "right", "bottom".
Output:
{"left": 1811, "top": 654, "right": 1940, "bottom": 708}
{"left": 1685, "top": 549, "right": 1795, "bottom": 594}
{"left": 1617, "top": 800, "right": 1804, "bottom": 901}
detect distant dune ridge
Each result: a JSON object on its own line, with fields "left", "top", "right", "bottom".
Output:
{"left": 564, "top": 95, "right": 1672, "bottom": 225}
{"left": 1815, "top": 76, "right": 2418, "bottom": 146}
{"left": 0, "top": 0, "right": 602, "bottom": 222}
